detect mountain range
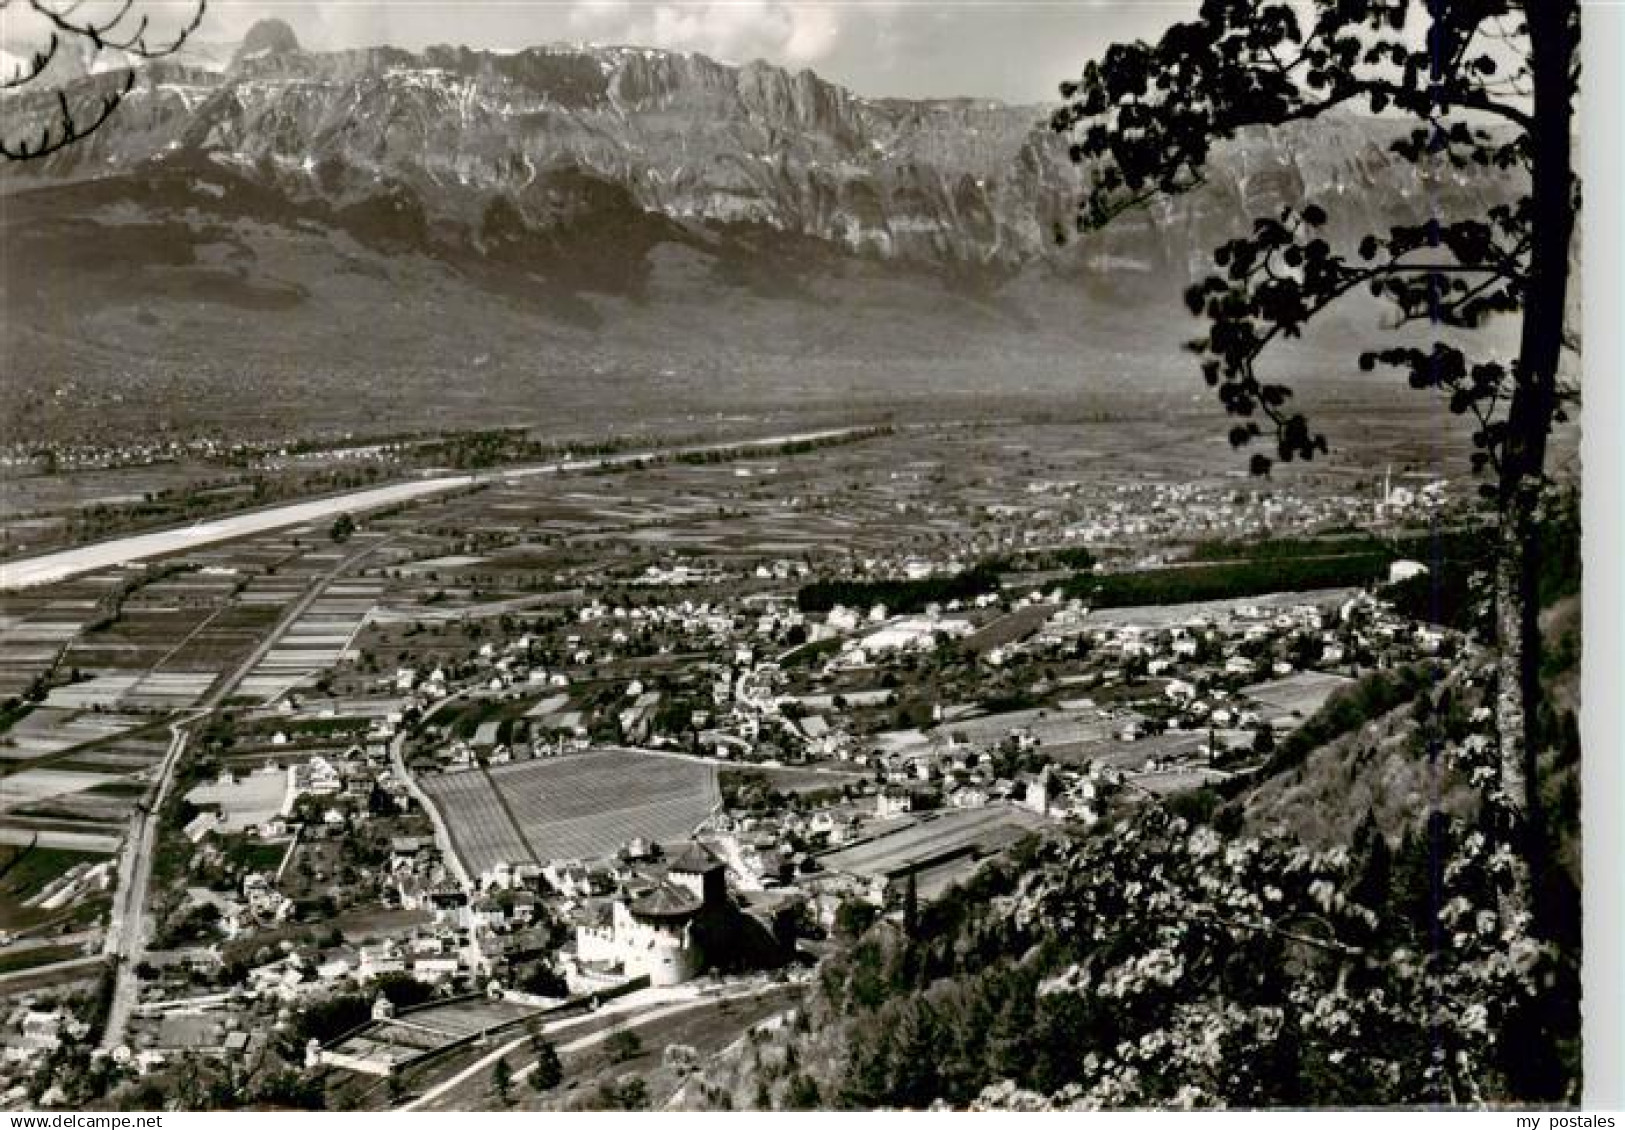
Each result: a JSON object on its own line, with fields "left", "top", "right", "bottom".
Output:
{"left": 0, "top": 20, "right": 1516, "bottom": 443}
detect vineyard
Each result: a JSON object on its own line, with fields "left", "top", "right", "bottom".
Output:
{"left": 422, "top": 750, "right": 720, "bottom": 874}
{"left": 418, "top": 770, "right": 532, "bottom": 875}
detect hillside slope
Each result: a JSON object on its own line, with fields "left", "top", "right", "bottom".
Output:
{"left": 0, "top": 25, "right": 1520, "bottom": 442}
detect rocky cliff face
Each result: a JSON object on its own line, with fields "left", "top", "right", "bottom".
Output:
{"left": 0, "top": 25, "right": 1523, "bottom": 444}
{"left": 3, "top": 24, "right": 1505, "bottom": 281}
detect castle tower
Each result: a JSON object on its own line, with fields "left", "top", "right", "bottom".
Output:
{"left": 667, "top": 841, "right": 727, "bottom": 907}
{"left": 626, "top": 883, "right": 704, "bottom": 986}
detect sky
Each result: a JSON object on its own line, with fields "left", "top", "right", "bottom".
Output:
{"left": 34, "top": 0, "right": 1201, "bottom": 104}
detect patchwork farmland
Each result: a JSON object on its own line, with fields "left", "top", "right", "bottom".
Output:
{"left": 419, "top": 750, "right": 720, "bottom": 875}
{"left": 236, "top": 572, "right": 383, "bottom": 703}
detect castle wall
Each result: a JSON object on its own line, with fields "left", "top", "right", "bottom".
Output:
{"left": 574, "top": 902, "right": 704, "bottom": 985}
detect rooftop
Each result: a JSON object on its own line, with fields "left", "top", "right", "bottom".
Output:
{"left": 629, "top": 882, "right": 703, "bottom": 920}
{"left": 667, "top": 840, "right": 724, "bottom": 875}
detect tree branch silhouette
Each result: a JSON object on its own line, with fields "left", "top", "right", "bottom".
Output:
{"left": 1051, "top": 0, "right": 1580, "bottom": 931}
{"left": 1, "top": 0, "right": 206, "bottom": 161}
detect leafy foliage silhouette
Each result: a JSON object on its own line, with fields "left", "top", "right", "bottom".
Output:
{"left": 1049, "top": 0, "right": 1579, "bottom": 923}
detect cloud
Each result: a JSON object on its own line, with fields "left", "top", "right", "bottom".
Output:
{"left": 0, "top": 2, "right": 1203, "bottom": 104}
{"left": 563, "top": 0, "right": 845, "bottom": 67}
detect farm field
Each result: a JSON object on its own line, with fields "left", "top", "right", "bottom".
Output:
{"left": 1, "top": 768, "right": 123, "bottom": 810}
{"left": 962, "top": 603, "right": 1057, "bottom": 655}
{"left": 52, "top": 733, "right": 169, "bottom": 773}
{"left": 185, "top": 767, "right": 289, "bottom": 833}
{"left": 418, "top": 769, "right": 533, "bottom": 874}
{"left": 0, "top": 710, "right": 167, "bottom": 859}
{"left": 1086, "top": 729, "right": 1211, "bottom": 771}
{"left": 934, "top": 704, "right": 1120, "bottom": 754}
{"left": 490, "top": 748, "right": 720, "bottom": 863}
{"left": 0, "top": 826, "right": 121, "bottom": 853}
{"left": 784, "top": 689, "right": 892, "bottom": 709}
{"left": 0, "top": 843, "right": 108, "bottom": 931}
{"left": 1081, "top": 589, "right": 1355, "bottom": 631}
{"left": 237, "top": 575, "right": 383, "bottom": 703}
{"left": 0, "top": 709, "right": 145, "bottom": 762}
{"left": 0, "top": 579, "right": 114, "bottom": 698}
{"left": 421, "top": 750, "right": 720, "bottom": 874}
{"left": 818, "top": 804, "right": 1048, "bottom": 883}
{"left": 0, "top": 941, "right": 86, "bottom": 976}
{"left": 748, "top": 764, "right": 870, "bottom": 795}
{"left": 1132, "top": 765, "right": 1237, "bottom": 796}
{"left": 1241, "top": 670, "right": 1357, "bottom": 723}
{"left": 158, "top": 600, "right": 283, "bottom": 671}
{"left": 41, "top": 674, "right": 138, "bottom": 711}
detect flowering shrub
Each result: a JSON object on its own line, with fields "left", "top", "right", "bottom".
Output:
{"left": 824, "top": 671, "right": 1577, "bottom": 1109}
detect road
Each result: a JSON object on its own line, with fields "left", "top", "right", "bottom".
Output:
{"left": 95, "top": 720, "right": 189, "bottom": 1048}
{"left": 403, "top": 980, "right": 792, "bottom": 1112}
{"left": 98, "top": 539, "right": 388, "bottom": 1050}
{"left": 390, "top": 692, "right": 475, "bottom": 885}
{"left": 1, "top": 427, "right": 870, "bottom": 591}
{"left": 37, "top": 426, "right": 866, "bottom": 1041}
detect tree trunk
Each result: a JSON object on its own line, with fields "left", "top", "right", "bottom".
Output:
{"left": 1493, "top": 0, "right": 1577, "bottom": 926}
{"left": 1492, "top": 482, "right": 1542, "bottom": 919}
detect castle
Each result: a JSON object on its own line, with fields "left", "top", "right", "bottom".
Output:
{"left": 574, "top": 841, "right": 728, "bottom": 986}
